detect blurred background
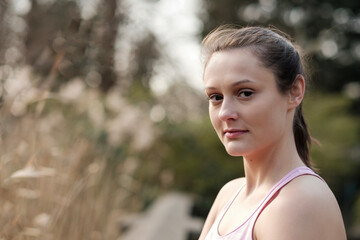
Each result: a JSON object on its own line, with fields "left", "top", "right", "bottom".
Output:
{"left": 0, "top": 0, "right": 359, "bottom": 239}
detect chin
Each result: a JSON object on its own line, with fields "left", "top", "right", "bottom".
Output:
{"left": 227, "top": 152, "right": 244, "bottom": 157}
{"left": 225, "top": 147, "right": 246, "bottom": 157}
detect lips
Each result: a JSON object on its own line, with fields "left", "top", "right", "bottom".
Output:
{"left": 223, "top": 129, "right": 249, "bottom": 138}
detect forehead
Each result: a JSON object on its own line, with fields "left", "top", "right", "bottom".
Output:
{"left": 204, "top": 48, "right": 276, "bottom": 87}
{"left": 205, "top": 48, "right": 259, "bottom": 74}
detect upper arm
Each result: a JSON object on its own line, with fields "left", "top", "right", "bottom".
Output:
{"left": 254, "top": 177, "right": 346, "bottom": 240}
{"left": 198, "top": 178, "right": 245, "bottom": 240}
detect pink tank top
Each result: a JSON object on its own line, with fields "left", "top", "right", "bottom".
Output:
{"left": 204, "top": 166, "right": 325, "bottom": 240}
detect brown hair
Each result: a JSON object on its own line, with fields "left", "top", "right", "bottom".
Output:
{"left": 201, "top": 25, "right": 314, "bottom": 169}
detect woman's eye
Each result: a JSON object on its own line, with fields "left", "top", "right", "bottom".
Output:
{"left": 209, "top": 94, "right": 223, "bottom": 103}
{"left": 238, "top": 90, "right": 253, "bottom": 98}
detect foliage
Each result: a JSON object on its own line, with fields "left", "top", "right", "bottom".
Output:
{"left": 304, "top": 92, "right": 359, "bottom": 193}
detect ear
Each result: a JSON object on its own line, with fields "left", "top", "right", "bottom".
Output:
{"left": 288, "top": 75, "right": 305, "bottom": 110}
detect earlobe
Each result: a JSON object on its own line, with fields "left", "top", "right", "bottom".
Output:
{"left": 288, "top": 75, "right": 305, "bottom": 109}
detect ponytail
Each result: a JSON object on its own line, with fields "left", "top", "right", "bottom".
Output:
{"left": 293, "top": 103, "right": 313, "bottom": 169}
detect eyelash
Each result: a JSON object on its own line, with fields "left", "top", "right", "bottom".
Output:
{"left": 208, "top": 89, "right": 254, "bottom": 103}
{"left": 208, "top": 94, "right": 223, "bottom": 102}
{"left": 237, "top": 89, "right": 254, "bottom": 98}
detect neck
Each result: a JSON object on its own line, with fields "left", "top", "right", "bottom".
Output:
{"left": 242, "top": 131, "right": 304, "bottom": 196}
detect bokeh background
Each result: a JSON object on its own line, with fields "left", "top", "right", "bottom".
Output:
{"left": 0, "top": 0, "right": 359, "bottom": 239}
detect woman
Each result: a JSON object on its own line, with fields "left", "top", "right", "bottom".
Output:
{"left": 199, "top": 26, "right": 346, "bottom": 240}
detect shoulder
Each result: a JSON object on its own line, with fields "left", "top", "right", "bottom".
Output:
{"left": 215, "top": 177, "right": 246, "bottom": 212}
{"left": 254, "top": 174, "right": 346, "bottom": 240}
{"left": 198, "top": 177, "right": 245, "bottom": 240}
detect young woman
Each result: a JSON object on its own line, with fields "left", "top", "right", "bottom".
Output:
{"left": 199, "top": 26, "right": 347, "bottom": 240}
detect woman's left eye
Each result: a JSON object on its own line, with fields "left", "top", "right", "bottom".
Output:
{"left": 237, "top": 89, "right": 253, "bottom": 98}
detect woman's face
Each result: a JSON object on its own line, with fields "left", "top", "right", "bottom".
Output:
{"left": 204, "top": 48, "right": 291, "bottom": 158}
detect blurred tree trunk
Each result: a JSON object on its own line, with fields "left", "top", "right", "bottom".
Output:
{"left": 96, "top": 0, "right": 120, "bottom": 91}
{"left": 24, "top": 0, "right": 82, "bottom": 86}
{"left": 0, "top": 0, "right": 8, "bottom": 65}
{"left": 18, "top": 0, "right": 159, "bottom": 93}
{"left": 23, "top": 0, "right": 121, "bottom": 92}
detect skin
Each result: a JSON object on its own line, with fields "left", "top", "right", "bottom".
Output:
{"left": 199, "top": 48, "right": 347, "bottom": 240}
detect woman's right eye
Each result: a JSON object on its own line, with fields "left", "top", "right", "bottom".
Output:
{"left": 208, "top": 94, "right": 223, "bottom": 103}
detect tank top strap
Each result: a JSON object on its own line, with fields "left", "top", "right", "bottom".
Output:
{"left": 204, "top": 167, "right": 325, "bottom": 240}
{"left": 253, "top": 167, "right": 323, "bottom": 213}
{"left": 263, "top": 166, "right": 324, "bottom": 205}
{"left": 245, "top": 166, "right": 325, "bottom": 239}
{"left": 220, "top": 183, "right": 246, "bottom": 217}
{"left": 209, "top": 183, "right": 246, "bottom": 239}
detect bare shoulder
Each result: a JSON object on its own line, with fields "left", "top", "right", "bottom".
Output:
{"left": 198, "top": 177, "right": 245, "bottom": 240}
{"left": 255, "top": 175, "right": 346, "bottom": 240}
{"left": 215, "top": 177, "right": 246, "bottom": 211}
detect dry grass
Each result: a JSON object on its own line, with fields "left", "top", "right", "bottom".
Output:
{"left": 0, "top": 68, "right": 149, "bottom": 239}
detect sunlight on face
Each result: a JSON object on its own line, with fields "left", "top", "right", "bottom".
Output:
{"left": 203, "top": 48, "right": 291, "bottom": 158}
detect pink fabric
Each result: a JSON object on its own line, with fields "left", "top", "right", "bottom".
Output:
{"left": 204, "top": 166, "right": 324, "bottom": 240}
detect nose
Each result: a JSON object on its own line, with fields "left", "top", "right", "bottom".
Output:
{"left": 218, "top": 98, "right": 238, "bottom": 121}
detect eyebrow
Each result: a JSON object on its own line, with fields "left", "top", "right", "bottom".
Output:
{"left": 205, "top": 79, "right": 252, "bottom": 90}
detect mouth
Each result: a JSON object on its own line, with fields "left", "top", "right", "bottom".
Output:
{"left": 223, "top": 129, "right": 249, "bottom": 138}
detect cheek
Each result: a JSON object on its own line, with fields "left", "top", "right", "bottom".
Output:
{"left": 209, "top": 107, "right": 216, "bottom": 126}
{"left": 248, "top": 96, "right": 288, "bottom": 130}
{"left": 209, "top": 107, "right": 221, "bottom": 132}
